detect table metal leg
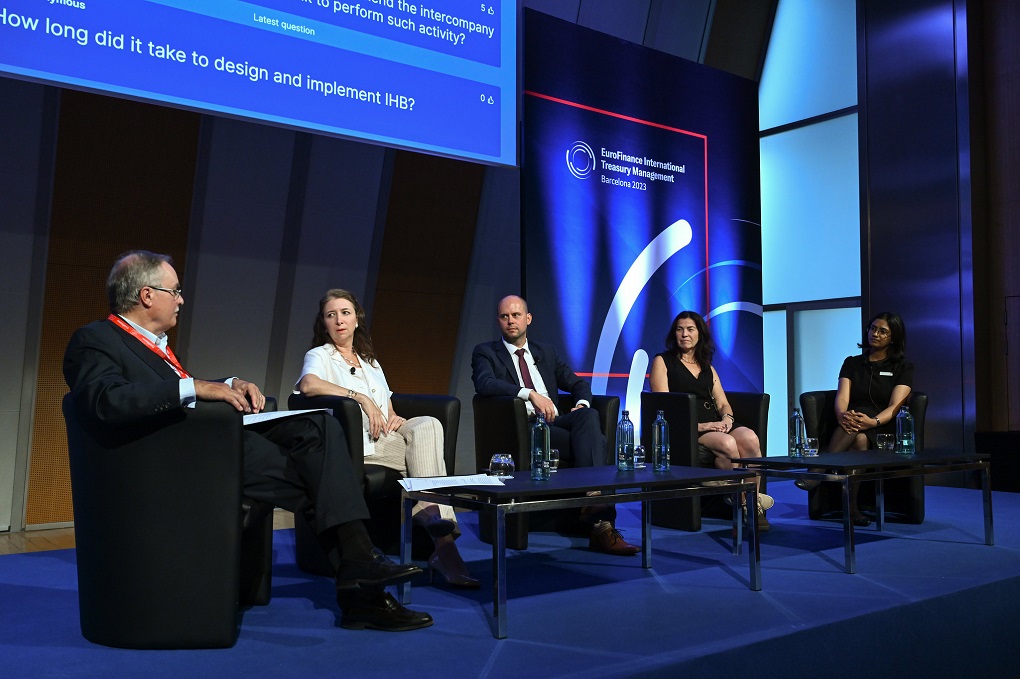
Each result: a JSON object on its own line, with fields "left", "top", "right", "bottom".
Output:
{"left": 731, "top": 489, "right": 742, "bottom": 555}
{"left": 842, "top": 477, "right": 856, "bottom": 574}
{"left": 398, "top": 494, "right": 414, "bottom": 604}
{"left": 642, "top": 499, "right": 652, "bottom": 568}
{"left": 875, "top": 478, "right": 885, "bottom": 531}
{"left": 982, "top": 464, "right": 995, "bottom": 546}
{"left": 746, "top": 485, "right": 761, "bottom": 591}
{"left": 493, "top": 506, "right": 508, "bottom": 639}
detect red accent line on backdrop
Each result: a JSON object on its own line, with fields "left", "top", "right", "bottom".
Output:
{"left": 577, "top": 373, "right": 649, "bottom": 379}
{"left": 524, "top": 91, "right": 707, "bottom": 140}
{"left": 524, "top": 89, "right": 712, "bottom": 316}
{"left": 704, "top": 139, "right": 710, "bottom": 315}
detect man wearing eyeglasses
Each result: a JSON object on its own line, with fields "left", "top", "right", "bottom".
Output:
{"left": 63, "top": 250, "right": 433, "bottom": 632}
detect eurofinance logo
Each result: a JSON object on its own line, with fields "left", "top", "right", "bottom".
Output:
{"left": 565, "top": 141, "right": 596, "bottom": 179}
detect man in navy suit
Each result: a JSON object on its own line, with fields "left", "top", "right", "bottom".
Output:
{"left": 471, "top": 295, "right": 639, "bottom": 555}
{"left": 63, "top": 250, "right": 431, "bottom": 631}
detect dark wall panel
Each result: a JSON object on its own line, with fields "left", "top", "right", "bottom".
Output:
{"left": 859, "top": 0, "right": 973, "bottom": 451}
{"left": 972, "top": 0, "right": 1020, "bottom": 430}
{"left": 371, "top": 152, "right": 485, "bottom": 395}
{"left": 28, "top": 91, "right": 198, "bottom": 525}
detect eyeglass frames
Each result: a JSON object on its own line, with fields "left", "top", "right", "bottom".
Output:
{"left": 148, "top": 285, "right": 183, "bottom": 299}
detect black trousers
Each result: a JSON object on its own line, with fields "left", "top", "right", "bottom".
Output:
{"left": 241, "top": 411, "right": 369, "bottom": 533}
{"left": 549, "top": 406, "right": 607, "bottom": 467}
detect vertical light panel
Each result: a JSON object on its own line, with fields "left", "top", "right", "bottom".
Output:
{"left": 760, "top": 114, "right": 861, "bottom": 305}
{"left": 758, "top": 0, "right": 862, "bottom": 456}
{"left": 759, "top": 0, "right": 858, "bottom": 130}
{"left": 793, "top": 307, "right": 864, "bottom": 398}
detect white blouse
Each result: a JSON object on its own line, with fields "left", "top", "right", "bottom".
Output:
{"left": 294, "top": 344, "right": 393, "bottom": 457}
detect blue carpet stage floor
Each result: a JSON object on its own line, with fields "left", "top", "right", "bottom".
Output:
{"left": 3, "top": 481, "right": 1020, "bottom": 678}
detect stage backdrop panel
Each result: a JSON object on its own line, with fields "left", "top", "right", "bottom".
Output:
{"left": 522, "top": 10, "right": 762, "bottom": 428}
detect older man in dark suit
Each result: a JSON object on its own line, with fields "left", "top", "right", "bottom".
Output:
{"left": 471, "top": 295, "right": 639, "bottom": 555}
{"left": 63, "top": 250, "right": 431, "bottom": 631}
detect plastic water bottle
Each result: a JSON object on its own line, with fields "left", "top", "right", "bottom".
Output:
{"left": 652, "top": 410, "right": 670, "bottom": 471}
{"left": 895, "top": 406, "right": 915, "bottom": 454}
{"left": 789, "top": 407, "right": 805, "bottom": 457}
{"left": 530, "top": 412, "right": 551, "bottom": 480}
{"left": 617, "top": 410, "right": 635, "bottom": 471}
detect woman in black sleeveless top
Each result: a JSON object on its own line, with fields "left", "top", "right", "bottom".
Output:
{"left": 649, "top": 311, "right": 773, "bottom": 531}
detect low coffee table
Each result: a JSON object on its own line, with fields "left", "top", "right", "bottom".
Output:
{"left": 736, "top": 450, "right": 993, "bottom": 574}
{"left": 398, "top": 465, "right": 762, "bottom": 638}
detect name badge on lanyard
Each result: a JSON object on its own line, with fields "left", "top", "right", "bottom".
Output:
{"left": 108, "top": 314, "right": 192, "bottom": 378}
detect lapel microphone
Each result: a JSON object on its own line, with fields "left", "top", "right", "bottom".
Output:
{"left": 350, "top": 366, "right": 356, "bottom": 375}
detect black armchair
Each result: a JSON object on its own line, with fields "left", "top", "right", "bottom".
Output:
{"left": 63, "top": 395, "right": 274, "bottom": 649}
{"left": 640, "top": 391, "right": 770, "bottom": 531}
{"left": 799, "top": 390, "right": 927, "bottom": 523}
{"left": 472, "top": 393, "right": 620, "bottom": 549}
{"left": 287, "top": 392, "right": 461, "bottom": 573}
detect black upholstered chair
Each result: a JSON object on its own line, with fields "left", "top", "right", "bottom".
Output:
{"left": 799, "top": 390, "right": 927, "bottom": 523}
{"left": 472, "top": 393, "right": 620, "bottom": 549}
{"left": 63, "top": 395, "right": 274, "bottom": 649}
{"left": 287, "top": 392, "right": 461, "bottom": 574}
{"left": 640, "top": 391, "right": 770, "bottom": 532}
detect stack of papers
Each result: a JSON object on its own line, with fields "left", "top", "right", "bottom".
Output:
{"left": 398, "top": 474, "right": 504, "bottom": 491}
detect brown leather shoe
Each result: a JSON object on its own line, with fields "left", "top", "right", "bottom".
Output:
{"left": 588, "top": 520, "right": 640, "bottom": 556}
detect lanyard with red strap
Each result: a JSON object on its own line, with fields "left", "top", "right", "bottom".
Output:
{"left": 107, "top": 314, "right": 192, "bottom": 378}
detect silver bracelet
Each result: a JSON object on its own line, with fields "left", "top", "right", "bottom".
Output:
{"left": 724, "top": 413, "right": 735, "bottom": 420}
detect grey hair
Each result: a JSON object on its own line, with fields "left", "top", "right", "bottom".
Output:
{"left": 107, "top": 250, "right": 172, "bottom": 314}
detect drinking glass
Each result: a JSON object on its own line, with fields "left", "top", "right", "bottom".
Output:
{"left": 876, "top": 433, "right": 895, "bottom": 451}
{"left": 803, "top": 437, "right": 819, "bottom": 457}
{"left": 488, "top": 453, "right": 515, "bottom": 479}
{"left": 633, "top": 445, "right": 646, "bottom": 468}
{"left": 548, "top": 448, "right": 560, "bottom": 472}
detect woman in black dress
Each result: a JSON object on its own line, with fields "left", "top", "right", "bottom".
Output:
{"left": 649, "top": 311, "right": 773, "bottom": 531}
{"left": 797, "top": 311, "right": 913, "bottom": 526}
{"left": 829, "top": 311, "right": 913, "bottom": 451}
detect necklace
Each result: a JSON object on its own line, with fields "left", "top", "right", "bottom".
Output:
{"left": 680, "top": 355, "right": 698, "bottom": 365}
{"left": 336, "top": 347, "right": 361, "bottom": 375}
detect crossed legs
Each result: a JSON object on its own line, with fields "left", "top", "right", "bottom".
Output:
{"left": 372, "top": 416, "right": 478, "bottom": 587}
{"left": 827, "top": 427, "right": 871, "bottom": 526}
{"left": 241, "top": 412, "right": 432, "bottom": 629}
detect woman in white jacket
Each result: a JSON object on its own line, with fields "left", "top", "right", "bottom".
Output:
{"left": 295, "top": 289, "right": 477, "bottom": 588}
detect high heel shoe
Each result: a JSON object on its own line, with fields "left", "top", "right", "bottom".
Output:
{"left": 795, "top": 478, "right": 821, "bottom": 491}
{"left": 428, "top": 548, "right": 479, "bottom": 589}
{"left": 850, "top": 512, "right": 872, "bottom": 528}
{"left": 414, "top": 513, "right": 457, "bottom": 539}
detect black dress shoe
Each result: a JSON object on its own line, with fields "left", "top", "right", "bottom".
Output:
{"left": 337, "top": 590, "right": 433, "bottom": 632}
{"left": 335, "top": 550, "right": 422, "bottom": 590}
